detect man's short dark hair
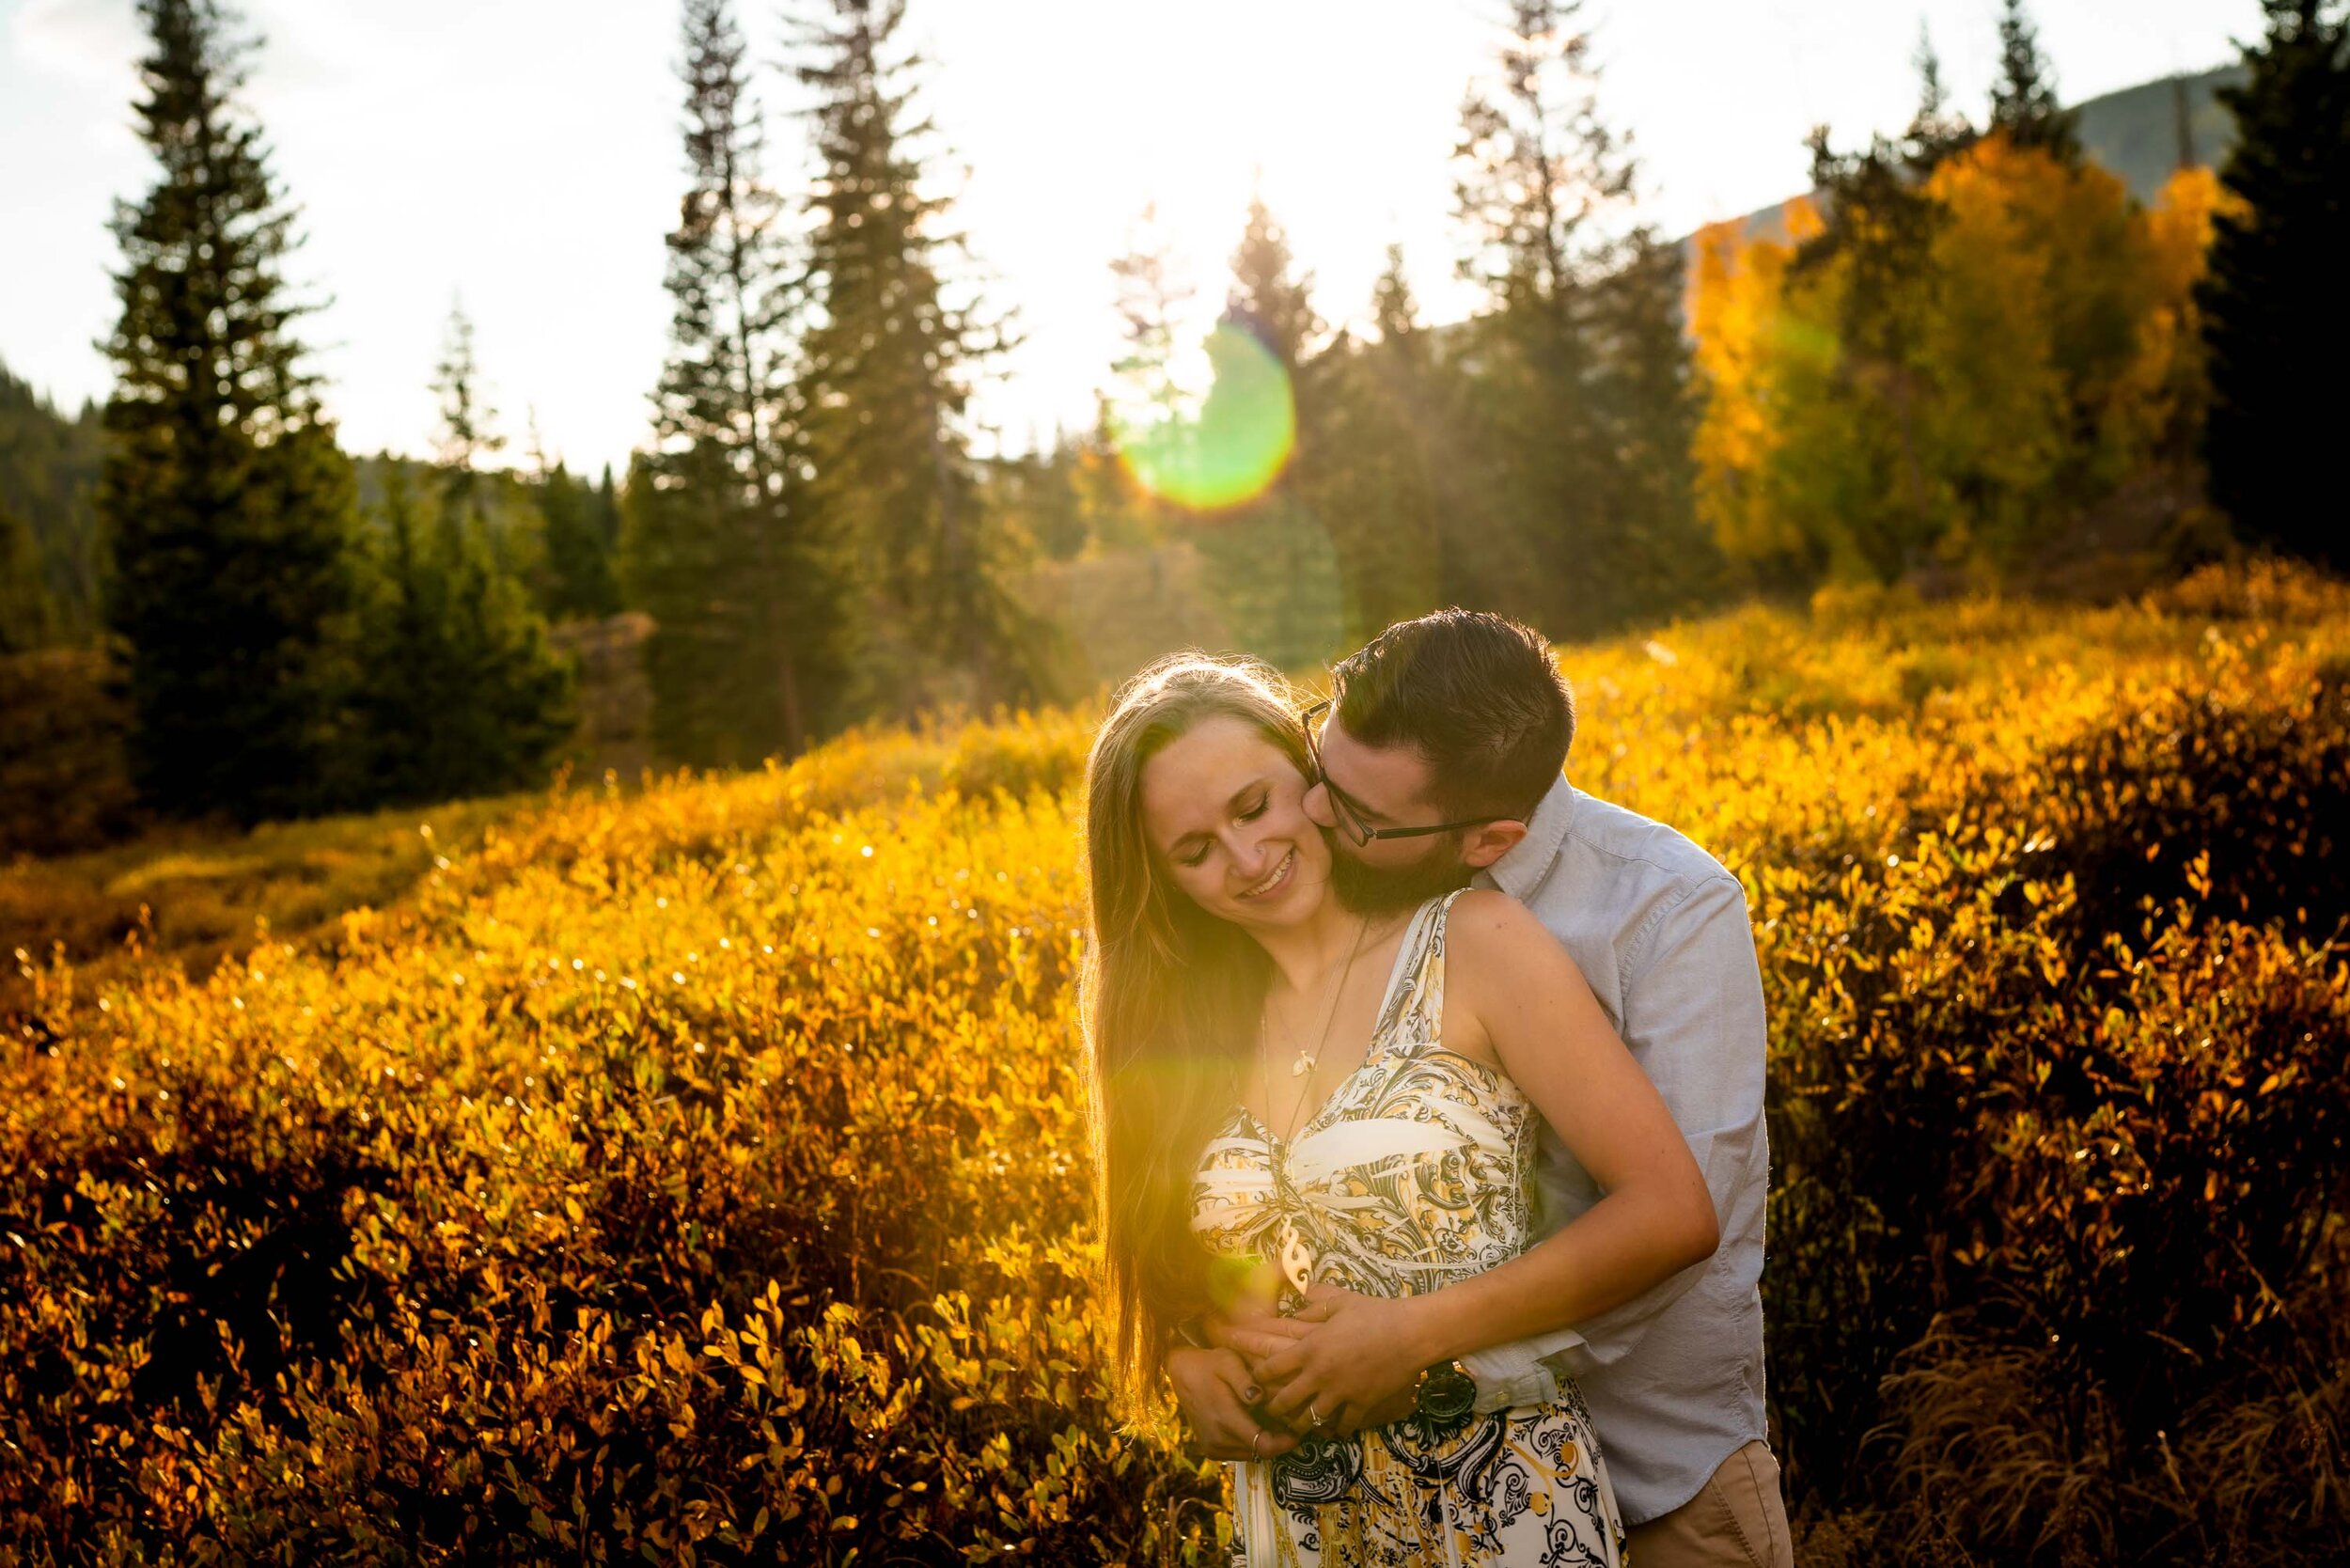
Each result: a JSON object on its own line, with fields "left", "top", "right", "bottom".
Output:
{"left": 1327, "top": 608, "right": 1574, "bottom": 822}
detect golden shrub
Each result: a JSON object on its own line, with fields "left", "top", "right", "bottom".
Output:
{"left": 3, "top": 565, "right": 2346, "bottom": 1564}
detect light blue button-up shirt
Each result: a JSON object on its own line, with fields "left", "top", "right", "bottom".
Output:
{"left": 1457, "top": 777, "right": 1772, "bottom": 1527}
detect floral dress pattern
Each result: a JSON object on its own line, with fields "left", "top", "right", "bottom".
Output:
{"left": 1190, "top": 891, "right": 1628, "bottom": 1568}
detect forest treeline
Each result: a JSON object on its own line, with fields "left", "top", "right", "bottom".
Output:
{"left": 1, "top": 0, "right": 2344, "bottom": 842}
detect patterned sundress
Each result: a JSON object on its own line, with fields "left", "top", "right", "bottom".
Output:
{"left": 1190, "top": 890, "right": 1628, "bottom": 1568}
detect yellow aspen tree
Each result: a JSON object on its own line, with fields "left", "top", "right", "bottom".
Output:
{"left": 1689, "top": 201, "right": 1823, "bottom": 572}
{"left": 2111, "top": 165, "right": 2237, "bottom": 466}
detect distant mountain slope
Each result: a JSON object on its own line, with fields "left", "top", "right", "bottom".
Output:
{"left": 1686, "top": 63, "right": 2248, "bottom": 254}
{"left": 2076, "top": 64, "right": 2247, "bottom": 204}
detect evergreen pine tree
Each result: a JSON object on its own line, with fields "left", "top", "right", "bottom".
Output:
{"left": 100, "top": 0, "right": 357, "bottom": 823}
{"left": 430, "top": 300, "right": 544, "bottom": 585}
{"left": 1226, "top": 194, "right": 1321, "bottom": 372}
{"left": 1906, "top": 23, "right": 1978, "bottom": 171}
{"left": 626, "top": 0, "right": 844, "bottom": 766}
{"left": 1371, "top": 243, "right": 1420, "bottom": 352}
{"left": 1196, "top": 196, "right": 1342, "bottom": 670}
{"left": 1305, "top": 246, "right": 1445, "bottom": 639}
{"left": 1586, "top": 227, "right": 1716, "bottom": 616}
{"left": 343, "top": 316, "right": 573, "bottom": 805}
{"left": 348, "top": 460, "right": 446, "bottom": 803}
{"left": 350, "top": 456, "right": 576, "bottom": 806}
{"left": 593, "top": 464, "right": 622, "bottom": 553}
{"left": 1787, "top": 122, "right": 1950, "bottom": 585}
{"left": 1108, "top": 202, "right": 1193, "bottom": 437}
{"left": 0, "top": 502, "right": 58, "bottom": 653}
{"left": 999, "top": 434, "right": 1088, "bottom": 562}
{"left": 536, "top": 462, "right": 623, "bottom": 619}
{"left": 429, "top": 313, "right": 572, "bottom": 796}
{"left": 432, "top": 299, "right": 504, "bottom": 477}
{"left": 1989, "top": 0, "right": 2083, "bottom": 160}
{"left": 1783, "top": 16, "right": 2004, "bottom": 588}
{"left": 0, "top": 366, "right": 105, "bottom": 641}
{"left": 420, "top": 518, "right": 574, "bottom": 798}
{"left": 1452, "top": 0, "right": 1701, "bottom": 635}
{"left": 2198, "top": 0, "right": 2350, "bottom": 568}
{"left": 793, "top": 0, "right": 1033, "bottom": 715}
{"left": 1098, "top": 204, "right": 1191, "bottom": 548}
{"left": 1070, "top": 395, "right": 1156, "bottom": 554}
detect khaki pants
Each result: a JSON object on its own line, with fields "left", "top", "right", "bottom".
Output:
{"left": 1625, "top": 1440, "right": 1793, "bottom": 1568}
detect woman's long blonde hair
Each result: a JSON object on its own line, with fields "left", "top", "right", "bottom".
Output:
{"left": 1080, "top": 653, "right": 1309, "bottom": 1403}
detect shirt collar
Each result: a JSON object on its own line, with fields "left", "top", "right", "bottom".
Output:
{"left": 1483, "top": 775, "right": 1578, "bottom": 901}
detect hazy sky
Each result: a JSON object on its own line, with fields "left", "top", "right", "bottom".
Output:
{"left": 0, "top": 0, "right": 2261, "bottom": 473}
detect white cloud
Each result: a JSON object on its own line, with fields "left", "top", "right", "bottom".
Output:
{"left": 10, "top": 0, "right": 141, "bottom": 83}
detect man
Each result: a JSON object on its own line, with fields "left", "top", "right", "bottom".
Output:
{"left": 1163, "top": 608, "right": 1791, "bottom": 1568}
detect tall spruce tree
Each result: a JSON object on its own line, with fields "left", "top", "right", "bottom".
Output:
{"left": 1195, "top": 196, "right": 1342, "bottom": 670}
{"left": 1452, "top": 0, "right": 1706, "bottom": 635}
{"left": 430, "top": 300, "right": 545, "bottom": 584}
{"left": 101, "top": 0, "right": 356, "bottom": 823}
{"left": 435, "top": 326, "right": 573, "bottom": 794}
{"left": 1779, "top": 11, "right": 2005, "bottom": 589}
{"left": 1989, "top": 0, "right": 2083, "bottom": 160}
{"left": 626, "top": 0, "right": 841, "bottom": 766}
{"left": 1096, "top": 203, "right": 1191, "bottom": 550}
{"left": 793, "top": 0, "right": 1032, "bottom": 715}
{"left": 1226, "top": 195, "right": 1321, "bottom": 373}
{"left": 432, "top": 299, "right": 504, "bottom": 476}
{"left": 0, "top": 503, "right": 58, "bottom": 652}
{"left": 593, "top": 464, "right": 622, "bottom": 553}
{"left": 1786, "top": 120, "right": 1951, "bottom": 586}
{"left": 0, "top": 366, "right": 105, "bottom": 641}
{"left": 536, "top": 462, "right": 622, "bottom": 619}
{"left": 343, "top": 312, "right": 571, "bottom": 805}
{"left": 1587, "top": 227, "right": 1716, "bottom": 616}
{"left": 347, "top": 460, "right": 444, "bottom": 802}
{"left": 2199, "top": 1, "right": 2350, "bottom": 568}
{"left": 1108, "top": 202, "right": 1193, "bottom": 438}
{"left": 1907, "top": 24, "right": 1979, "bottom": 170}
{"left": 1305, "top": 246, "right": 1446, "bottom": 639}
{"left": 1453, "top": 2, "right": 1598, "bottom": 622}
{"left": 404, "top": 507, "right": 573, "bottom": 803}
{"left": 1371, "top": 243, "right": 1420, "bottom": 353}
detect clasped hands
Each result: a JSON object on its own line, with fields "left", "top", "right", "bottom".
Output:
{"left": 1167, "top": 1284, "right": 1437, "bottom": 1462}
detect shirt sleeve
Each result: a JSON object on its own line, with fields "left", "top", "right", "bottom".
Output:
{"left": 1467, "top": 870, "right": 1768, "bottom": 1406}
{"left": 1569, "top": 870, "right": 1766, "bottom": 1365}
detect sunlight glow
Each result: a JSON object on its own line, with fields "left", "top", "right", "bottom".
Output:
{"left": 1109, "top": 322, "right": 1296, "bottom": 513}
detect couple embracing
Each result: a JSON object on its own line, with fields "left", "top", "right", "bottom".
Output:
{"left": 1079, "top": 610, "right": 1794, "bottom": 1567}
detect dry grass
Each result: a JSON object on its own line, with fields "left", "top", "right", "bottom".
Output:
{"left": 1, "top": 563, "right": 2345, "bottom": 1563}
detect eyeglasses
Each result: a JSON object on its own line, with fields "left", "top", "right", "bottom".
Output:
{"left": 1298, "top": 698, "right": 1522, "bottom": 848}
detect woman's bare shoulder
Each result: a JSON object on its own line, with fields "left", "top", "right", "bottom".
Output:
{"left": 1446, "top": 886, "right": 1548, "bottom": 947}
{"left": 1445, "top": 887, "right": 1585, "bottom": 990}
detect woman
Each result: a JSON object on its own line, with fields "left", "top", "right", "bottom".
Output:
{"left": 1082, "top": 654, "right": 1719, "bottom": 1565}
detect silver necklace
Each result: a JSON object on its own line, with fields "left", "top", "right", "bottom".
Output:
{"left": 1257, "top": 912, "right": 1371, "bottom": 1143}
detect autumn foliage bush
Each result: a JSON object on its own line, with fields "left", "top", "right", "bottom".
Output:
{"left": 3, "top": 565, "right": 2346, "bottom": 1564}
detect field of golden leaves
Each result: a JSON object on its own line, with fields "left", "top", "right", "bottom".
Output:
{"left": 5, "top": 562, "right": 2347, "bottom": 1565}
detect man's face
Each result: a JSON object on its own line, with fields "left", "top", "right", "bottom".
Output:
{"left": 1303, "top": 713, "right": 1478, "bottom": 914}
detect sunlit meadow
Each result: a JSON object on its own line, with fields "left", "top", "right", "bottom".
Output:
{"left": 4, "top": 561, "right": 2347, "bottom": 1563}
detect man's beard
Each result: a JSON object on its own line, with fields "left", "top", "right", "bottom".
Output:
{"left": 1326, "top": 830, "right": 1476, "bottom": 915}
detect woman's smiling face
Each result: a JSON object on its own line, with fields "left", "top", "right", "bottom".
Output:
{"left": 1139, "top": 713, "right": 1330, "bottom": 932}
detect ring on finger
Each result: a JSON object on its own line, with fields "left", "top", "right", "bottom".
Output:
{"left": 1250, "top": 1431, "right": 1265, "bottom": 1459}
{"left": 1308, "top": 1401, "right": 1325, "bottom": 1428}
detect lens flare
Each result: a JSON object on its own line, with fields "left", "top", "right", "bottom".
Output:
{"left": 1112, "top": 321, "right": 1296, "bottom": 512}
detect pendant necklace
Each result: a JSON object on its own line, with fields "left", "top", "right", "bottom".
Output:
{"left": 1258, "top": 911, "right": 1371, "bottom": 1144}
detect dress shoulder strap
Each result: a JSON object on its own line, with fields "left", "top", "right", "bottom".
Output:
{"left": 1373, "top": 888, "right": 1475, "bottom": 1046}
